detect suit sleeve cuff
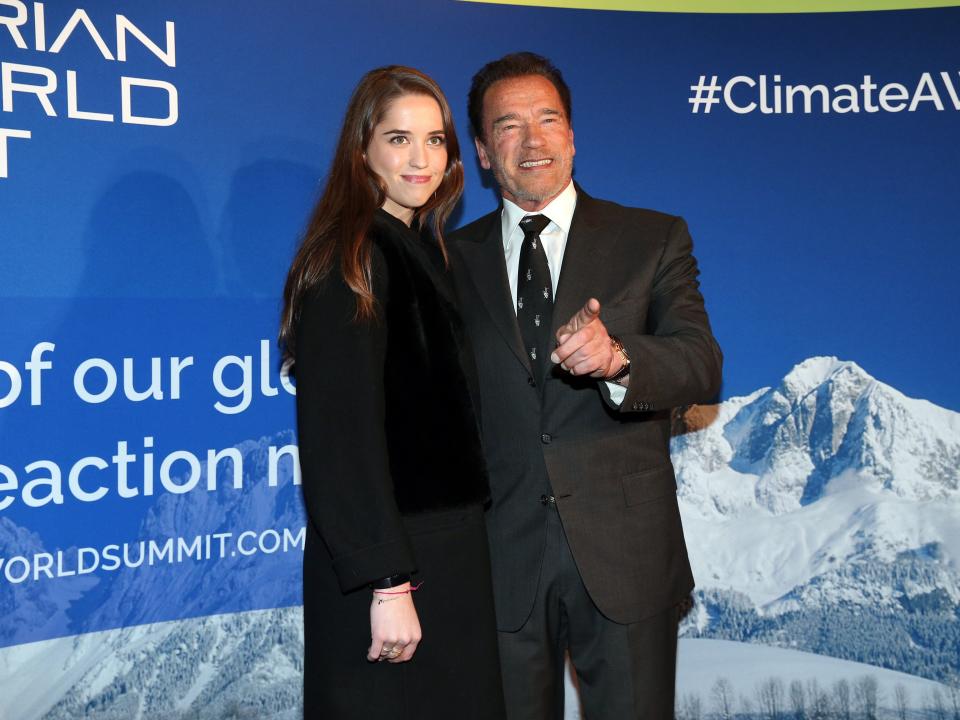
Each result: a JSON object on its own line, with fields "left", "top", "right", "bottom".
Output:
{"left": 331, "top": 537, "right": 417, "bottom": 593}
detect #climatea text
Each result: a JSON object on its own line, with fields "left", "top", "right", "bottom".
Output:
{"left": 689, "top": 71, "right": 960, "bottom": 114}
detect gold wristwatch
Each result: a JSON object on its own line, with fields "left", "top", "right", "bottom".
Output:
{"left": 607, "top": 335, "right": 631, "bottom": 382}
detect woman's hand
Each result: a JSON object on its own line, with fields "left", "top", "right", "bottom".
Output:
{"left": 367, "top": 582, "right": 421, "bottom": 663}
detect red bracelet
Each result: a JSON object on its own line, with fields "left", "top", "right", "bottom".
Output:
{"left": 373, "top": 581, "right": 423, "bottom": 595}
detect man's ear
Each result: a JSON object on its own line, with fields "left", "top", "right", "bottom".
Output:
{"left": 475, "top": 136, "right": 492, "bottom": 170}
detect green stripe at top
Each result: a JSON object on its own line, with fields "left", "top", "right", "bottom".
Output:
{"left": 459, "top": 0, "right": 960, "bottom": 12}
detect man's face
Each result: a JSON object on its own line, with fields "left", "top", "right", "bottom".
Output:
{"left": 475, "top": 74, "right": 575, "bottom": 212}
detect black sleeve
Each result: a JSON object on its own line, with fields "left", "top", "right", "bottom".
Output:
{"left": 294, "top": 246, "right": 415, "bottom": 592}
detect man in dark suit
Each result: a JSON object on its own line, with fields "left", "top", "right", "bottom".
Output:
{"left": 448, "top": 52, "right": 722, "bottom": 719}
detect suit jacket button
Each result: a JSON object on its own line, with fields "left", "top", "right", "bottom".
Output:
{"left": 540, "top": 494, "right": 556, "bottom": 505}
{"left": 527, "top": 376, "right": 536, "bottom": 387}
{"left": 540, "top": 433, "right": 552, "bottom": 444}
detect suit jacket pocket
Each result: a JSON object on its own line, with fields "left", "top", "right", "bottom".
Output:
{"left": 621, "top": 464, "right": 677, "bottom": 507}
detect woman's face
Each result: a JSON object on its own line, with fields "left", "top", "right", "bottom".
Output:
{"left": 366, "top": 94, "right": 448, "bottom": 225}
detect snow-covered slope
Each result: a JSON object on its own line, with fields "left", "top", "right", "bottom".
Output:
{"left": 673, "top": 358, "right": 960, "bottom": 680}
{"left": 0, "top": 608, "right": 302, "bottom": 720}
{"left": 1, "top": 614, "right": 950, "bottom": 720}
{"left": 676, "top": 638, "right": 949, "bottom": 699}
{"left": 676, "top": 356, "right": 960, "bottom": 519}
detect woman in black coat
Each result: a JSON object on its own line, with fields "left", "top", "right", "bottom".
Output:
{"left": 279, "top": 66, "right": 505, "bottom": 719}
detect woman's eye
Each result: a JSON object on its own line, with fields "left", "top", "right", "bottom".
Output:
{"left": 389, "top": 135, "right": 408, "bottom": 144}
{"left": 427, "top": 136, "right": 446, "bottom": 146}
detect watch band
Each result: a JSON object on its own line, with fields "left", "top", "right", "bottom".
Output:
{"left": 607, "top": 335, "right": 631, "bottom": 382}
{"left": 371, "top": 573, "right": 411, "bottom": 589}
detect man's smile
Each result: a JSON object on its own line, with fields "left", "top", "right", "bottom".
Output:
{"left": 519, "top": 158, "right": 553, "bottom": 168}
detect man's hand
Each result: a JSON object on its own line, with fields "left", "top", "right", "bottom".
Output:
{"left": 550, "top": 298, "right": 623, "bottom": 379}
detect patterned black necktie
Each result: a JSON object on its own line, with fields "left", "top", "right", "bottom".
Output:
{"left": 517, "top": 214, "right": 553, "bottom": 379}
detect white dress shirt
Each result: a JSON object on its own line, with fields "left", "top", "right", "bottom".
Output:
{"left": 500, "top": 182, "right": 626, "bottom": 404}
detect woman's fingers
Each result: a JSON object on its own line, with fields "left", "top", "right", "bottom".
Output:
{"left": 389, "top": 639, "right": 419, "bottom": 663}
{"left": 370, "top": 635, "right": 419, "bottom": 662}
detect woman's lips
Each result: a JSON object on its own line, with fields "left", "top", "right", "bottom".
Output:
{"left": 401, "top": 175, "right": 433, "bottom": 184}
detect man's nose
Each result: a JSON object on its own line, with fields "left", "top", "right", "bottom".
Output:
{"left": 523, "top": 124, "right": 545, "bottom": 147}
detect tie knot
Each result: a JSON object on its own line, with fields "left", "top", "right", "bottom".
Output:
{"left": 520, "top": 214, "right": 551, "bottom": 238}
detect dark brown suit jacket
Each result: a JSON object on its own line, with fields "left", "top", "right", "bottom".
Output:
{"left": 449, "top": 188, "right": 722, "bottom": 631}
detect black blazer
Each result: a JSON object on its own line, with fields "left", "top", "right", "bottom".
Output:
{"left": 295, "top": 210, "right": 489, "bottom": 593}
{"left": 449, "top": 188, "right": 722, "bottom": 629}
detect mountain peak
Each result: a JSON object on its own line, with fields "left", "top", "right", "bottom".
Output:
{"left": 780, "top": 356, "right": 871, "bottom": 400}
{"left": 675, "top": 355, "right": 959, "bottom": 522}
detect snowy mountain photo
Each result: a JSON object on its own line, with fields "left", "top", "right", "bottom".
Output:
{"left": 673, "top": 357, "right": 960, "bottom": 683}
{"left": 2, "top": 357, "right": 957, "bottom": 718}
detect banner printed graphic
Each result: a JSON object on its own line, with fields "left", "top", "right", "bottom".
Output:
{"left": 1, "top": 1, "right": 958, "bottom": 716}
{"left": 459, "top": 0, "right": 960, "bottom": 12}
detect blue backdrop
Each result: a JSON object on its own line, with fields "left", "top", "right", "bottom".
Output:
{"left": 2, "top": 1, "right": 958, "bottom": 717}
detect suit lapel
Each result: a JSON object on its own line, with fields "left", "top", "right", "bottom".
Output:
{"left": 552, "top": 190, "right": 616, "bottom": 338}
{"left": 458, "top": 213, "right": 533, "bottom": 374}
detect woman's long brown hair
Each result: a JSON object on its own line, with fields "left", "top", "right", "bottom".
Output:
{"left": 279, "top": 66, "right": 464, "bottom": 354}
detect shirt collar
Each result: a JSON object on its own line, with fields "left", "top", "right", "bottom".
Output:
{"left": 501, "top": 181, "right": 578, "bottom": 251}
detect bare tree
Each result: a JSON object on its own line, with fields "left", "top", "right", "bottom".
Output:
{"left": 757, "top": 677, "right": 786, "bottom": 720}
{"left": 711, "top": 677, "right": 734, "bottom": 720}
{"left": 853, "top": 676, "right": 879, "bottom": 720}
{"left": 789, "top": 679, "right": 806, "bottom": 720}
{"left": 678, "top": 692, "right": 703, "bottom": 720}
{"left": 927, "top": 688, "right": 948, "bottom": 720}
{"left": 806, "top": 679, "right": 830, "bottom": 720}
{"left": 220, "top": 700, "right": 261, "bottom": 720}
{"left": 741, "top": 694, "right": 755, "bottom": 719}
{"left": 948, "top": 682, "right": 960, "bottom": 720}
{"left": 832, "top": 679, "right": 852, "bottom": 720}
{"left": 893, "top": 684, "right": 909, "bottom": 720}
